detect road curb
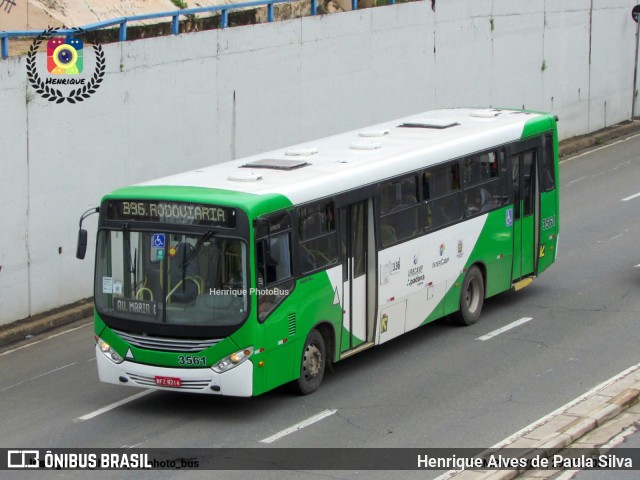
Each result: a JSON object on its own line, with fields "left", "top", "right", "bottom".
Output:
{"left": 0, "top": 299, "right": 93, "bottom": 348}
{"left": 445, "top": 368, "right": 640, "bottom": 479}
{"left": 558, "top": 119, "right": 640, "bottom": 157}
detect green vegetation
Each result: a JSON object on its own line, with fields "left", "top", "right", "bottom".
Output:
{"left": 171, "top": 0, "right": 189, "bottom": 9}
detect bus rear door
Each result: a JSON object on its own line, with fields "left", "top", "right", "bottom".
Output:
{"left": 508, "top": 139, "right": 541, "bottom": 281}
{"left": 339, "top": 199, "right": 375, "bottom": 354}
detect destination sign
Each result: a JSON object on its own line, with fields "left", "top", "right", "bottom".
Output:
{"left": 114, "top": 298, "right": 158, "bottom": 317}
{"left": 105, "top": 200, "right": 237, "bottom": 228}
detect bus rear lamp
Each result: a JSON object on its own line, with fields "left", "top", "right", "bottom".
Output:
{"left": 98, "top": 338, "right": 124, "bottom": 364}
{"left": 212, "top": 347, "right": 253, "bottom": 373}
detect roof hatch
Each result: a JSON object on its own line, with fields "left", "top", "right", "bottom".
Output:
{"left": 241, "top": 159, "right": 309, "bottom": 171}
{"left": 399, "top": 119, "right": 459, "bottom": 129}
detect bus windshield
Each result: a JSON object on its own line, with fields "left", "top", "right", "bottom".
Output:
{"left": 95, "top": 229, "right": 248, "bottom": 328}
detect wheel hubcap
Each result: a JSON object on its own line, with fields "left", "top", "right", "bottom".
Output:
{"left": 303, "top": 343, "right": 322, "bottom": 380}
{"left": 465, "top": 278, "right": 480, "bottom": 313}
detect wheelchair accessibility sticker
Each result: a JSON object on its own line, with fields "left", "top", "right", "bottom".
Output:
{"left": 506, "top": 208, "right": 514, "bottom": 227}
{"left": 152, "top": 233, "right": 165, "bottom": 248}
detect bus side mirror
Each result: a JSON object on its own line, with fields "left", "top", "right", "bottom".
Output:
{"left": 76, "top": 229, "right": 88, "bottom": 260}
{"left": 76, "top": 206, "right": 100, "bottom": 260}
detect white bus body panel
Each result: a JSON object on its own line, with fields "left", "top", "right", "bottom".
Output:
{"left": 96, "top": 345, "right": 253, "bottom": 397}
{"left": 377, "top": 215, "right": 487, "bottom": 342}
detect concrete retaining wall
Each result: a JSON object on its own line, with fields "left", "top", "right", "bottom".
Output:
{"left": 0, "top": 0, "right": 638, "bottom": 325}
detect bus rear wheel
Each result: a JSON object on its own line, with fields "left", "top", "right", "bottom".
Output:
{"left": 294, "top": 329, "right": 326, "bottom": 395}
{"left": 455, "top": 266, "right": 484, "bottom": 326}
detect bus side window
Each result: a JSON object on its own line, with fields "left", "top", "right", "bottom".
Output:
{"left": 298, "top": 201, "right": 338, "bottom": 273}
{"left": 424, "top": 163, "right": 463, "bottom": 230}
{"left": 541, "top": 134, "right": 556, "bottom": 191}
{"left": 257, "top": 233, "right": 291, "bottom": 286}
{"left": 462, "top": 150, "right": 504, "bottom": 217}
{"left": 379, "top": 175, "right": 420, "bottom": 247}
{"left": 256, "top": 212, "right": 294, "bottom": 322}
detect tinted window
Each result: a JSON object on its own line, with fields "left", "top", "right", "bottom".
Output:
{"left": 380, "top": 175, "right": 421, "bottom": 247}
{"left": 541, "top": 134, "right": 556, "bottom": 191}
{"left": 423, "top": 163, "right": 463, "bottom": 230}
{"left": 463, "top": 150, "right": 508, "bottom": 218}
{"left": 298, "top": 201, "right": 338, "bottom": 272}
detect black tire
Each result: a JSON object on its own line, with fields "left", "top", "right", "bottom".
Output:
{"left": 454, "top": 265, "right": 484, "bottom": 326}
{"left": 294, "top": 329, "right": 326, "bottom": 395}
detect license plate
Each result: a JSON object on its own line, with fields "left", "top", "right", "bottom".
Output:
{"left": 154, "top": 376, "right": 181, "bottom": 388}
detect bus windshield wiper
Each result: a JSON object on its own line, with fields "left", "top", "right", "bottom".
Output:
{"left": 180, "top": 230, "right": 216, "bottom": 288}
{"left": 183, "top": 230, "right": 216, "bottom": 268}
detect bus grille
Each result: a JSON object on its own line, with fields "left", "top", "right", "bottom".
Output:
{"left": 127, "top": 373, "right": 211, "bottom": 390}
{"left": 113, "top": 330, "right": 221, "bottom": 353}
{"left": 288, "top": 313, "right": 296, "bottom": 336}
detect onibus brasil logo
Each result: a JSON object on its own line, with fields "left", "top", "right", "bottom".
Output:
{"left": 27, "top": 27, "right": 105, "bottom": 104}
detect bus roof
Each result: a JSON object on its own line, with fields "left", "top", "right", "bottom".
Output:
{"left": 137, "top": 108, "right": 553, "bottom": 206}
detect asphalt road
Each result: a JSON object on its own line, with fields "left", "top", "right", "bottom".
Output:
{"left": 2, "top": 133, "right": 640, "bottom": 480}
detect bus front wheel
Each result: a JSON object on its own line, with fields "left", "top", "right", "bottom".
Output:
{"left": 294, "top": 329, "right": 326, "bottom": 395}
{"left": 455, "top": 266, "right": 484, "bottom": 326}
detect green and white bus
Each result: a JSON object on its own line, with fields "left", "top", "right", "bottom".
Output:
{"left": 77, "top": 108, "right": 559, "bottom": 396}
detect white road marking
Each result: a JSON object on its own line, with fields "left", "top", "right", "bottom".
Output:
{"left": 476, "top": 317, "right": 533, "bottom": 341}
{"left": 598, "top": 233, "right": 624, "bottom": 243}
{"left": 635, "top": 264, "right": 640, "bottom": 268}
{"left": 0, "top": 362, "right": 77, "bottom": 393}
{"left": 612, "top": 160, "right": 632, "bottom": 170}
{"left": 434, "top": 362, "right": 640, "bottom": 480}
{"left": 259, "top": 409, "right": 337, "bottom": 444}
{"left": 75, "top": 390, "right": 154, "bottom": 422}
{"left": 621, "top": 191, "right": 640, "bottom": 202}
{"left": 0, "top": 321, "right": 92, "bottom": 356}
{"left": 560, "top": 132, "right": 640, "bottom": 164}
{"left": 565, "top": 175, "right": 589, "bottom": 187}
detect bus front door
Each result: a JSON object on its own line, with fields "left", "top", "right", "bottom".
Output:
{"left": 511, "top": 148, "right": 539, "bottom": 280}
{"left": 339, "top": 200, "right": 374, "bottom": 353}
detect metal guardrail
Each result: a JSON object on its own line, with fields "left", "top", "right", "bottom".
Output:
{"left": 0, "top": 0, "right": 397, "bottom": 59}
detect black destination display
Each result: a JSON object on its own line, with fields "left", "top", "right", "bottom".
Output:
{"left": 105, "top": 200, "right": 237, "bottom": 228}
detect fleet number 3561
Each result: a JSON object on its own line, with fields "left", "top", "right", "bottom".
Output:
{"left": 178, "top": 356, "right": 206, "bottom": 366}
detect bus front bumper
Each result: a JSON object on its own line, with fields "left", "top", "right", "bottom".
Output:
{"left": 96, "top": 345, "right": 253, "bottom": 397}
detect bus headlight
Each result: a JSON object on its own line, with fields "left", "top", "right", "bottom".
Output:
{"left": 212, "top": 347, "right": 253, "bottom": 373}
{"left": 97, "top": 338, "right": 124, "bottom": 364}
